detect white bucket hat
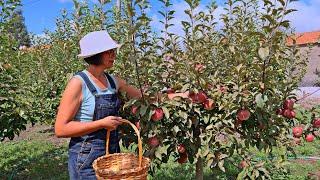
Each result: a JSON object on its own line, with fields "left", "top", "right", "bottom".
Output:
{"left": 78, "top": 30, "right": 121, "bottom": 58}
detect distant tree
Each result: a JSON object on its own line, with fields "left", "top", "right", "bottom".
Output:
{"left": 9, "top": 9, "right": 31, "bottom": 47}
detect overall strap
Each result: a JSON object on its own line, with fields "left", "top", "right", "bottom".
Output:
{"left": 105, "top": 73, "right": 117, "bottom": 90}
{"left": 76, "top": 71, "right": 98, "bottom": 95}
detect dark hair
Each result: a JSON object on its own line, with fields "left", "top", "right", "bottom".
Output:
{"left": 84, "top": 52, "right": 103, "bottom": 65}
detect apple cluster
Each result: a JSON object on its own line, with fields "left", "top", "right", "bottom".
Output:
{"left": 292, "top": 118, "right": 320, "bottom": 143}
{"left": 276, "top": 99, "right": 296, "bottom": 119}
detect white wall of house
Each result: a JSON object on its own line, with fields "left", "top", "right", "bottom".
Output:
{"left": 299, "top": 44, "right": 320, "bottom": 87}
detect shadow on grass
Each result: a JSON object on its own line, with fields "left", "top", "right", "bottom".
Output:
{"left": 0, "top": 141, "right": 69, "bottom": 180}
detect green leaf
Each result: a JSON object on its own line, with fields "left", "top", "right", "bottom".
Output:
{"left": 178, "top": 111, "right": 188, "bottom": 120}
{"left": 229, "top": 46, "right": 235, "bottom": 53}
{"left": 284, "top": 9, "right": 297, "bottom": 15}
{"left": 258, "top": 167, "right": 270, "bottom": 177}
{"left": 155, "top": 148, "right": 162, "bottom": 159}
{"left": 236, "top": 64, "right": 243, "bottom": 73}
{"left": 280, "top": 20, "right": 290, "bottom": 28}
{"left": 255, "top": 93, "right": 268, "bottom": 108}
{"left": 162, "top": 106, "right": 170, "bottom": 119}
{"left": 181, "top": 21, "right": 191, "bottom": 28}
{"left": 219, "top": 154, "right": 228, "bottom": 160}
{"left": 218, "top": 160, "right": 225, "bottom": 172}
{"left": 139, "top": 105, "right": 148, "bottom": 116}
{"left": 173, "top": 125, "right": 180, "bottom": 134}
{"left": 206, "top": 158, "right": 213, "bottom": 168}
{"left": 203, "top": 116, "right": 210, "bottom": 124}
{"left": 158, "top": 11, "right": 165, "bottom": 17}
{"left": 237, "top": 169, "right": 247, "bottom": 180}
{"left": 168, "top": 10, "right": 175, "bottom": 16}
{"left": 181, "top": 83, "right": 190, "bottom": 92}
{"left": 206, "top": 124, "right": 213, "bottom": 130}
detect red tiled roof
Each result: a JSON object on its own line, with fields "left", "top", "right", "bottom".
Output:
{"left": 287, "top": 31, "right": 320, "bottom": 46}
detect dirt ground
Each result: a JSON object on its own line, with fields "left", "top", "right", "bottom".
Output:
{"left": 7, "top": 123, "right": 68, "bottom": 146}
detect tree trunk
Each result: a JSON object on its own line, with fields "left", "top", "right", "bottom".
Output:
{"left": 194, "top": 125, "right": 203, "bottom": 180}
{"left": 196, "top": 157, "right": 203, "bottom": 180}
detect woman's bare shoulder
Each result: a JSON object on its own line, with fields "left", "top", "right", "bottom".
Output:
{"left": 63, "top": 76, "right": 83, "bottom": 95}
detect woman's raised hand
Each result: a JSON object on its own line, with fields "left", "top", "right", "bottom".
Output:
{"left": 99, "top": 116, "right": 123, "bottom": 130}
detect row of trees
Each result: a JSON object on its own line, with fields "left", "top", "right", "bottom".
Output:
{"left": 0, "top": 0, "right": 30, "bottom": 141}
{"left": 1, "top": 0, "right": 316, "bottom": 179}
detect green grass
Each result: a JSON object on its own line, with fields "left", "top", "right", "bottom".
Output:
{"left": 1, "top": 137, "right": 319, "bottom": 179}
{"left": 287, "top": 161, "right": 320, "bottom": 179}
{"left": 248, "top": 139, "right": 320, "bottom": 180}
{"left": 0, "top": 141, "right": 68, "bottom": 180}
{"left": 294, "top": 140, "right": 320, "bottom": 156}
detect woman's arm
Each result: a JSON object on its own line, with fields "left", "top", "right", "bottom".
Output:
{"left": 115, "top": 76, "right": 189, "bottom": 100}
{"left": 54, "top": 77, "right": 122, "bottom": 138}
{"left": 116, "top": 76, "right": 142, "bottom": 99}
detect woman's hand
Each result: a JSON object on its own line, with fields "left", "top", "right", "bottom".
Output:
{"left": 99, "top": 116, "right": 123, "bottom": 130}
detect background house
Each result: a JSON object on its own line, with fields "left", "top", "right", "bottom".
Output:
{"left": 287, "top": 31, "right": 320, "bottom": 87}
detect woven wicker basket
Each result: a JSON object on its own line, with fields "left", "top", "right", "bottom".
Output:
{"left": 93, "top": 119, "right": 150, "bottom": 180}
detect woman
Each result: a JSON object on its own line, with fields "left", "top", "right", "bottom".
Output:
{"left": 54, "top": 30, "right": 142, "bottom": 179}
{"left": 55, "top": 30, "right": 188, "bottom": 179}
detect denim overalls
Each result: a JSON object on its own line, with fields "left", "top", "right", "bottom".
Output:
{"left": 68, "top": 71, "right": 121, "bottom": 180}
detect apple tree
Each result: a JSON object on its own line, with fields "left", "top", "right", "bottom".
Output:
{"left": 115, "top": 0, "right": 308, "bottom": 179}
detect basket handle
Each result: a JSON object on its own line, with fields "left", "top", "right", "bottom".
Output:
{"left": 106, "top": 119, "right": 142, "bottom": 167}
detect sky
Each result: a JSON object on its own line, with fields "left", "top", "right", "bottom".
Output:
{"left": 21, "top": 0, "right": 320, "bottom": 35}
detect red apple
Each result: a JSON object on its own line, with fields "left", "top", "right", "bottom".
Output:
{"left": 312, "top": 118, "right": 320, "bottom": 128}
{"left": 305, "top": 134, "right": 315, "bottom": 142}
{"left": 197, "top": 91, "right": 208, "bottom": 103}
{"left": 177, "top": 144, "right": 186, "bottom": 154}
{"left": 135, "top": 121, "right": 140, "bottom": 130}
{"left": 283, "top": 99, "right": 294, "bottom": 110}
{"left": 188, "top": 92, "right": 196, "bottom": 102}
{"left": 148, "top": 136, "right": 159, "bottom": 147}
{"left": 194, "top": 63, "right": 205, "bottom": 72}
{"left": 290, "top": 111, "right": 296, "bottom": 119}
{"left": 292, "top": 126, "right": 303, "bottom": 138}
{"left": 239, "top": 161, "right": 248, "bottom": 169}
{"left": 151, "top": 108, "right": 164, "bottom": 121}
{"left": 166, "top": 88, "right": 175, "bottom": 94}
{"left": 283, "top": 109, "right": 295, "bottom": 119}
{"left": 219, "top": 86, "right": 227, "bottom": 93}
{"left": 237, "top": 109, "right": 250, "bottom": 121}
{"left": 131, "top": 106, "right": 138, "bottom": 115}
{"left": 203, "top": 99, "right": 215, "bottom": 110}
{"left": 189, "top": 91, "right": 208, "bottom": 103}
{"left": 177, "top": 152, "right": 188, "bottom": 164}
